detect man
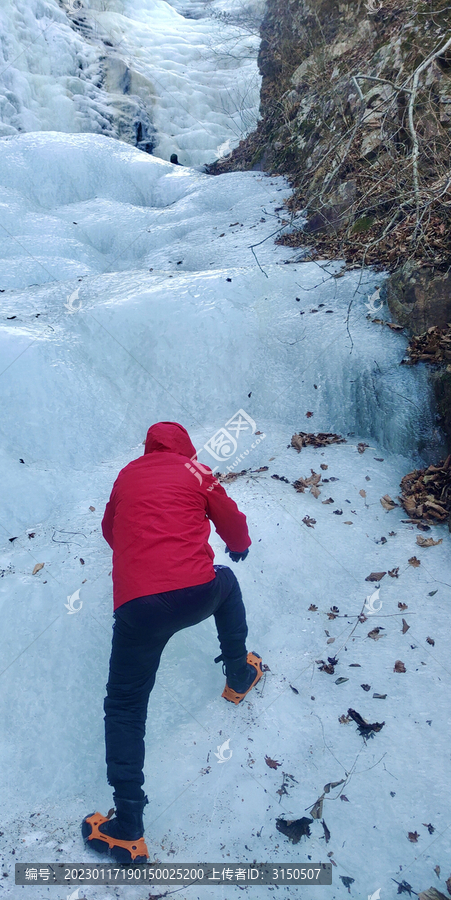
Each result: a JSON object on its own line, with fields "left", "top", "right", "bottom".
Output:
{"left": 82, "top": 421, "right": 263, "bottom": 863}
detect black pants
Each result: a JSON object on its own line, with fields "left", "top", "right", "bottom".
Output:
{"left": 103, "top": 565, "right": 248, "bottom": 800}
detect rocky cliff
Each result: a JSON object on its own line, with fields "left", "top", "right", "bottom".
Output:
{"left": 210, "top": 0, "right": 451, "bottom": 444}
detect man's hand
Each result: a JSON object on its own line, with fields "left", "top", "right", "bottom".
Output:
{"left": 225, "top": 546, "right": 249, "bottom": 563}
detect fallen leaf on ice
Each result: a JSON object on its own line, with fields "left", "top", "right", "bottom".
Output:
{"left": 322, "top": 497, "right": 334, "bottom": 504}
{"left": 416, "top": 536, "right": 443, "bottom": 547}
{"left": 276, "top": 817, "right": 313, "bottom": 843}
{"left": 302, "top": 516, "right": 316, "bottom": 528}
{"left": 318, "top": 661, "right": 335, "bottom": 674}
{"left": 398, "top": 601, "right": 408, "bottom": 610}
{"left": 308, "top": 604, "right": 318, "bottom": 611}
{"left": 339, "top": 875, "right": 355, "bottom": 892}
{"left": 320, "top": 463, "right": 328, "bottom": 470}
{"left": 32, "top": 563, "right": 44, "bottom": 575}
{"left": 418, "top": 889, "right": 450, "bottom": 900}
{"left": 389, "top": 567, "right": 400, "bottom": 577}
{"left": 402, "top": 618, "right": 410, "bottom": 634}
{"left": 380, "top": 494, "right": 398, "bottom": 510}
{"left": 347, "top": 708, "right": 385, "bottom": 735}
{"left": 335, "top": 677, "right": 349, "bottom": 684}
{"left": 426, "top": 636, "right": 435, "bottom": 646}
{"left": 365, "top": 571, "right": 386, "bottom": 582}
{"left": 359, "top": 489, "right": 366, "bottom": 498}
{"left": 368, "top": 627, "right": 385, "bottom": 640}
{"left": 339, "top": 714, "right": 351, "bottom": 724}
{"left": 394, "top": 660, "right": 406, "bottom": 672}
{"left": 310, "top": 794, "right": 324, "bottom": 818}
{"left": 361, "top": 684, "right": 371, "bottom": 691}
{"left": 323, "top": 779, "right": 345, "bottom": 793}
{"left": 89, "top": 506, "right": 95, "bottom": 512}
{"left": 408, "top": 831, "right": 419, "bottom": 842}
{"left": 265, "top": 755, "right": 281, "bottom": 769}
{"left": 409, "top": 556, "right": 421, "bottom": 567}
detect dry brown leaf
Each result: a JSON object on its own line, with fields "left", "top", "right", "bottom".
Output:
{"left": 359, "top": 489, "right": 366, "bottom": 498}
{"left": 433, "top": 866, "right": 440, "bottom": 878}
{"left": 327, "top": 637, "right": 335, "bottom": 644}
{"left": 409, "top": 556, "right": 421, "bottom": 567}
{"left": 402, "top": 618, "right": 410, "bottom": 634}
{"left": 322, "top": 497, "right": 334, "bottom": 504}
{"left": 394, "top": 660, "right": 406, "bottom": 672}
{"left": 265, "top": 755, "right": 281, "bottom": 769}
{"left": 388, "top": 567, "right": 400, "bottom": 578}
{"left": 339, "top": 714, "right": 350, "bottom": 724}
{"left": 310, "top": 485, "right": 321, "bottom": 498}
{"left": 89, "top": 505, "right": 95, "bottom": 512}
{"left": 446, "top": 876, "right": 451, "bottom": 896}
{"left": 418, "top": 889, "right": 450, "bottom": 900}
{"left": 398, "top": 601, "right": 408, "bottom": 610}
{"left": 416, "top": 536, "right": 443, "bottom": 548}
{"left": 426, "top": 636, "right": 435, "bottom": 646}
{"left": 380, "top": 494, "right": 398, "bottom": 510}
{"left": 368, "top": 627, "right": 385, "bottom": 640}
{"left": 320, "top": 463, "right": 328, "bottom": 470}
{"left": 324, "top": 779, "right": 345, "bottom": 793}
{"left": 365, "top": 571, "right": 386, "bottom": 582}
{"left": 308, "top": 604, "right": 318, "bottom": 611}
{"left": 408, "top": 831, "right": 419, "bottom": 842}
{"left": 302, "top": 516, "right": 316, "bottom": 528}
{"left": 310, "top": 794, "right": 324, "bottom": 819}
{"left": 32, "top": 563, "right": 44, "bottom": 575}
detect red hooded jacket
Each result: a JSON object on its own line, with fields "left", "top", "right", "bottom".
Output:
{"left": 102, "top": 422, "right": 251, "bottom": 610}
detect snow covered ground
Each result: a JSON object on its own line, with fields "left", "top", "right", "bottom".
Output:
{"left": 0, "top": 2, "right": 450, "bottom": 900}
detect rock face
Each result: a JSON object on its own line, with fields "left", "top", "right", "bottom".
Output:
{"left": 211, "top": 0, "right": 451, "bottom": 271}
{"left": 209, "top": 0, "right": 451, "bottom": 447}
{"left": 386, "top": 264, "right": 451, "bottom": 333}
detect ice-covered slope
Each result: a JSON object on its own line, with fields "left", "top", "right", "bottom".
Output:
{"left": 0, "top": 0, "right": 261, "bottom": 164}
{"left": 0, "top": 131, "right": 450, "bottom": 900}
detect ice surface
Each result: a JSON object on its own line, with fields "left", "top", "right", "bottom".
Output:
{"left": 0, "top": 2, "right": 450, "bottom": 899}
{"left": 0, "top": 0, "right": 261, "bottom": 164}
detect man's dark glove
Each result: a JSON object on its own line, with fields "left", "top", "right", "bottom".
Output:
{"left": 225, "top": 546, "right": 249, "bottom": 562}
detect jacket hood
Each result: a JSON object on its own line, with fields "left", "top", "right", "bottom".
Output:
{"left": 144, "top": 422, "right": 197, "bottom": 459}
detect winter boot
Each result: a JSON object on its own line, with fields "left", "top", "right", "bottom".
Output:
{"left": 217, "top": 651, "right": 263, "bottom": 704}
{"left": 82, "top": 794, "right": 149, "bottom": 863}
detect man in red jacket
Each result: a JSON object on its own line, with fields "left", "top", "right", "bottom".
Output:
{"left": 82, "top": 421, "right": 262, "bottom": 864}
